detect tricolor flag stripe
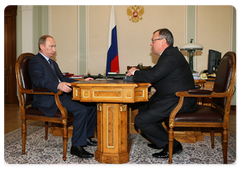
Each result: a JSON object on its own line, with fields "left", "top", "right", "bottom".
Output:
{"left": 106, "top": 6, "right": 119, "bottom": 76}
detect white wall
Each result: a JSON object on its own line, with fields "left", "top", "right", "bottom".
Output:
{"left": 196, "top": 6, "right": 233, "bottom": 72}
{"left": 49, "top": 6, "right": 79, "bottom": 74}
{"left": 87, "top": 5, "right": 186, "bottom": 75}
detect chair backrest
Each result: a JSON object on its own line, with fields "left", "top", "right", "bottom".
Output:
{"left": 15, "top": 53, "right": 35, "bottom": 105}
{"left": 212, "top": 52, "right": 236, "bottom": 110}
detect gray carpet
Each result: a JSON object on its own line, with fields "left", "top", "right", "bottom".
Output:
{"left": 4, "top": 122, "right": 236, "bottom": 164}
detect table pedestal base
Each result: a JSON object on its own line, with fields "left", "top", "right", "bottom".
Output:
{"left": 95, "top": 150, "right": 129, "bottom": 164}
{"left": 95, "top": 103, "right": 129, "bottom": 164}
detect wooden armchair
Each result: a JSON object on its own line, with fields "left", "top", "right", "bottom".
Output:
{"left": 168, "top": 52, "right": 236, "bottom": 164}
{"left": 15, "top": 53, "right": 74, "bottom": 161}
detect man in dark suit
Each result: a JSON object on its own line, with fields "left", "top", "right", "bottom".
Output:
{"left": 127, "top": 28, "right": 197, "bottom": 158}
{"left": 28, "top": 35, "right": 97, "bottom": 159}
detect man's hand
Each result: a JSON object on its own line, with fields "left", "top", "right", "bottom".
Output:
{"left": 126, "top": 67, "right": 138, "bottom": 76}
{"left": 84, "top": 77, "right": 94, "bottom": 81}
{"left": 57, "top": 82, "right": 72, "bottom": 93}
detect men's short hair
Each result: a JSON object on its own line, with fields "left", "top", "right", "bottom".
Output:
{"left": 153, "top": 28, "right": 174, "bottom": 46}
{"left": 38, "top": 35, "right": 54, "bottom": 50}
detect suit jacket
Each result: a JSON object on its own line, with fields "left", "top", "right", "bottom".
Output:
{"left": 28, "top": 52, "right": 76, "bottom": 116}
{"left": 133, "top": 45, "right": 197, "bottom": 115}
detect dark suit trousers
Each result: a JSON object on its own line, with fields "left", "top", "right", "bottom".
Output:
{"left": 60, "top": 93, "right": 97, "bottom": 146}
{"left": 134, "top": 95, "right": 180, "bottom": 148}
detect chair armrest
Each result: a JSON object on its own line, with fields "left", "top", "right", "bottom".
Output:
{"left": 20, "top": 88, "right": 56, "bottom": 95}
{"left": 32, "top": 88, "right": 56, "bottom": 95}
{"left": 33, "top": 88, "right": 63, "bottom": 96}
{"left": 175, "top": 89, "right": 213, "bottom": 98}
{"left": 187, "top": 89, "right": 213, "bottom": 95}
{"left": 32, "top": 89, "right": 67, "bottom": 119}
{"left": 169, "top": 89, "right": 230, "bottom": 128}
{"left": 33, "top": 88, "right": 52, "bottom": 93}
{"left": 32, "top": 89, "right": 64, "bottom": 114}
{"left": 176, "top": 89, "right": 229, "bottom": 98}
{"left": 19, "top": 87, "right": 67, "bottom": 119}
{"left": 32, "top": 89, "right": 66, "bottom": 118}
{"left": 54, "top": 90, "right": 68, "bottom": 120}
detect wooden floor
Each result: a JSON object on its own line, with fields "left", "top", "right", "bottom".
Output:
{"left": 4, "top": 104, "right": 38, "bottom": 134}
{"left": 4, "top": 103, "right": 236, "bottom": 135}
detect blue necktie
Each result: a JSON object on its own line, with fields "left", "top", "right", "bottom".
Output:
{"left": 48, "top": 59, "right": 61, "bottom": 82}
{"left": 48, "top": 59, "right": 56, "bottom": 73}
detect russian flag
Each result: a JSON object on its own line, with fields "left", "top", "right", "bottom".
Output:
{"left": 106, "top": 6, "right": 119, "bottom": 76}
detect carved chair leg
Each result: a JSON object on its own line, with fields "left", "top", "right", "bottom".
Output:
{"left": 22, "top": 120, "right": 26, "bottom": 154}
{"left": 222, "top": 128, "right": 228, "bottom": 164}
{"left": 168, "top": 127, "right": 174, "bottom": 164}
{"left": 62, "top": 124, "right": 68, "bottom": 161}
{"left": 210, "top": 128, "right": 214, "bottom": 149}
{"left": 45, "top": 122, "right": 48, "bottom": 140}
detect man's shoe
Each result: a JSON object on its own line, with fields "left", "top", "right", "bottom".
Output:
{"left": 152, "top": 143, "right": 183, "bottom": 158}
{"left": 147, "top": 143, "right": 165, "bottom": 149}
{"left": 87, "top": 138, "right": 97, "bottom": 146}
{"left": 70, "top": 146, "right": 94, "bottom": 158}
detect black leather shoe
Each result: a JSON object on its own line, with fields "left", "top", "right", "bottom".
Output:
{"left": 70, "top": 146, "right": 94, "bottom": 158}
{"left": 87, "top": 137, "right": 97, "bottom": 146}
{"left": 152, "top": 143, "right": 183, "bottom": 158}
{"left": 147, "top": 143, "right": 165, "bottom": 149}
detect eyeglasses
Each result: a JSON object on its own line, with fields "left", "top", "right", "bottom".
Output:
{"left": 151, "top": 38, "right": 164, "bottom": 43}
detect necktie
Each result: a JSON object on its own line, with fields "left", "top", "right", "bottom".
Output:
{"left": 48, "top": 59, "right": 56, "bottom": 73}
{"left": 48, "top": 59, "right": 61, "bottom": 82}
